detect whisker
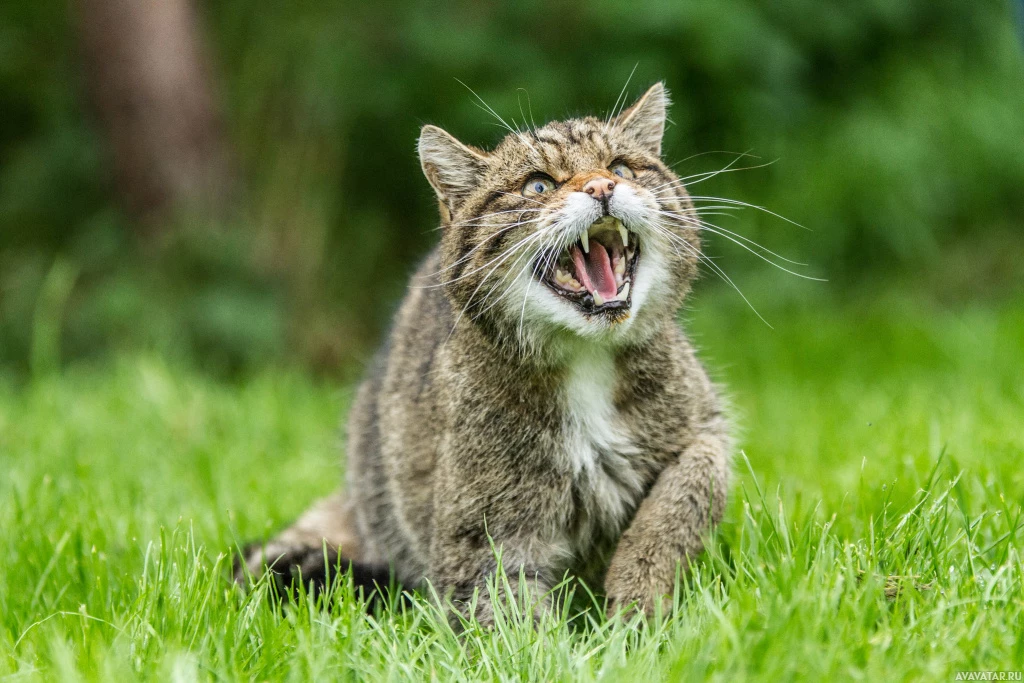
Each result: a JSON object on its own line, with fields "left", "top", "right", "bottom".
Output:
{"left": 419, "top": 217, "right": 544, "bottom": 282}
{"left": 456, "top": 79, "right": 541, "bottom": 159}
{"left": 647, "top": 153, "right": 748, "bottom": 193}
{"left": 471, "top": 246, "right": 540, "bottom": 321}
{"left": 517, "top": 87, "right": 538, "bottom": 131}
{"left": 449, "top": 228, "right": 549, "bottom": 288}
{"left": 444, "top": 229, "right": 550, "bottom": 342}
{"left": 472, "top": 217, "right": 576, "bottom": 322}
{"left": 431, "top": 228, "right": 547, "bottom": 287}
{"left": 656, "top": 207, "right": 811, "bottom": 265}
{"left": 655, "top": 152, "right": 753, "bottom": 190}
{"left": 647, "top": 156, "right": 775, "bottom": 195}
{"left": 604, "top": 63, "right": 639, "bottom": 130}
{"left": 654, "top": 210, "right": 822, "bottom": 279}
{"left": 684, "top": 161, "right": 777, "bottom": 187}
{"left": 473, "top": 214, "right": 581, "bottom": 327}
{"left": 496, "top": 191, "right": 545, "bottom": 207}
{"left": 649, "top": 219, "right": 773, "bottom": 328}
{"left": 449, "top": 208, "right": 543, "bottom": 228}
{"left": 699, "top": 227, "right": 822, "bottom": 278}
{"left": 687, "top": 196, "right": 809, "bottom": 231}
{"left": 671, "top": 161, "right": 777, "bottom": 189}
{"left": 668, "top": 150, "right": 761, "bottom": 169}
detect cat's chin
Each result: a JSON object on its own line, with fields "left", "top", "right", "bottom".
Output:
{"left": 536, "top": 216, "right": 640, "bottom": 317}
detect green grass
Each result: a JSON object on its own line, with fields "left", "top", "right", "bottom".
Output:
{"left": 2, "top": 290, "right": 1023, "bottom": 681}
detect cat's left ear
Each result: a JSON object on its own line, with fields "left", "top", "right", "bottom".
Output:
{"left": 613, "top": 82, "right": 670, "bottom": 156}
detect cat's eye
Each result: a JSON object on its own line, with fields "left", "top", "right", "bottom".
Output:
{"left": 609, "top": 163, "right": 635, "bottom": 179}
{"left": 523, "top": 175, "right": 556, "bottom": 197}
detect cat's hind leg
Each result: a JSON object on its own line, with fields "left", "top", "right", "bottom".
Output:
{"left": 235, "top": 492, "right": 388, "bottom": 597}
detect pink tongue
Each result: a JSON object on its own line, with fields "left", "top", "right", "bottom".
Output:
{"left": 570, "top": 243, "right": 618, "bottom": 300}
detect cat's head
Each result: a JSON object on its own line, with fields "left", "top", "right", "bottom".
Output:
{"left": 419, "top": 83, "right": 699, "bottom": 353}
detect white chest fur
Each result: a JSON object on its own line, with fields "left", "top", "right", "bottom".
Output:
{"left": 561, "top": 347, "right": 645, "bottom": 550}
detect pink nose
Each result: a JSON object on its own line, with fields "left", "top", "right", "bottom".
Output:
{"left": 583, "top": 177, "right": 616, "bottom": 200}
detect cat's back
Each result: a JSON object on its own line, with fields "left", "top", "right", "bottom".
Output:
{"left": 344, "top": 248, "right": 452, "bottom": 572}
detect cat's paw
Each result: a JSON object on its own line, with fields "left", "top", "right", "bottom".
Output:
{"left": 603, "top": 564, "right": 672, "bottom": 620}
{"left": 604, "top": 590, "right": 671, "bottom": 621}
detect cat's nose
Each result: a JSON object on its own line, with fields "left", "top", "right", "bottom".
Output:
{"left": 582, "top": 176, "right": 616, "bottom": 200}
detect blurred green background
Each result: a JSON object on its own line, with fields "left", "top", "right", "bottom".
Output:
{"left": 2, "top": 5, "right": 1024, "bottom": 676}
{"left": 2, "top": 0, "right": 1023, "bottom": 376}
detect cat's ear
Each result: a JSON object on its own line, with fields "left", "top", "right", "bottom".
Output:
{"left": 613, "top": 82, "right": 669, "bottom": 156}
{"left": 418, "top": 125, "right": 489, "bottom": 212}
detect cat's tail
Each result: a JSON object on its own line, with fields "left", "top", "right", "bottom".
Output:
{"left": 233, "top": 492, "right": 398, "bottom": 607}
{"left": 234, "top": 541, "right": 398, "bottom": 607}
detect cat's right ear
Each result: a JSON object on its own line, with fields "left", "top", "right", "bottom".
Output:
{"left": 418, "top": 125, "right": 489, "bottom": 215}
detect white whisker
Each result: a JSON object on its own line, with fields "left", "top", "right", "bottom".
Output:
{"left": 654, "top": 210, "right": 822, "bottom": 279}
{"left": 517, "top": 88, "right": 538, "bottom": 131}
{"left": 444, "top": 229, "right": 551, "bottom": 343}
{"left": 604, "top": 63, "right": 639, "bottom": 131}
{"left": 449, "top": 208, "right": 542, "bottom": 228}
{"left": 419, "top": 217, "right": 545, "bottom": 283}
{"left": 687, "top": 196, "right": 809, "bottom": 231}
{"left": 649, "top": 218, "right": 773, "bottom": 328}
{"left": 456, "top": 79, "right": 541, "bottom": 159}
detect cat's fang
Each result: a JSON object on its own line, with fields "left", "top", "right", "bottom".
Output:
{"left": 581, "top": 229, "right": 590, "bottom": 254}
{"left": 618, "top": 225, "right": 629, "bottom": 248}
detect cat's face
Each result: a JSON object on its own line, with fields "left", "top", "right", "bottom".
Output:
{"left": 419, "top": 83, "right": 699, "bottom": 350}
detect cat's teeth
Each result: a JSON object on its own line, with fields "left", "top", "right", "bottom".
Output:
{"left": 615, "top": 271, "right": 624, "bottom": 287}
{"left": 592, "top": 292, "right": 605, "bottom": 306}
{"left": 618, "top": 225, "right": 629, "bottom": 248}
{"left": 581, "top": 229, "right": 590, "bottom": 254}
{"left": 555, "top": 268, "right": 582, "bottom": 291}
{"left": 618, "top": 282, "right": 630, "bottom": 300}
{"left": 614, "top": 256, "right": 625, "bottom": 276}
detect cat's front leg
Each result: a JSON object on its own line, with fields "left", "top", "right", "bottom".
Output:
{"left": 604, "top": 431, "right": 731, "bottom": 617}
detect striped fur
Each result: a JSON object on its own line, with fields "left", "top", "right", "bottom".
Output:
{"left": 237, "top": 83, "right": 732, "bottom": 624}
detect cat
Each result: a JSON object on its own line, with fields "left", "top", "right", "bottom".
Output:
{"left": 236, "top": 82, "right": 732, "bottom": 624}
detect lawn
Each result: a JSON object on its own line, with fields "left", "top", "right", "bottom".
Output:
{"left": 1, "top": 288, "right": 1022, "bottom": 681}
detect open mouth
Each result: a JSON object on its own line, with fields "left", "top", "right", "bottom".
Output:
{"left": 537, "top": 216, "right": 639, "bottom": 314}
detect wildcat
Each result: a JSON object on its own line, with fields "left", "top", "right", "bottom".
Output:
{"left": 236, "top": 82, "right": 732, "bottom": 623}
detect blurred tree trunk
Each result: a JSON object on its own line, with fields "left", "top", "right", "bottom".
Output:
{"left": 76, "top": 0, "right": 235, "bottom": 234}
